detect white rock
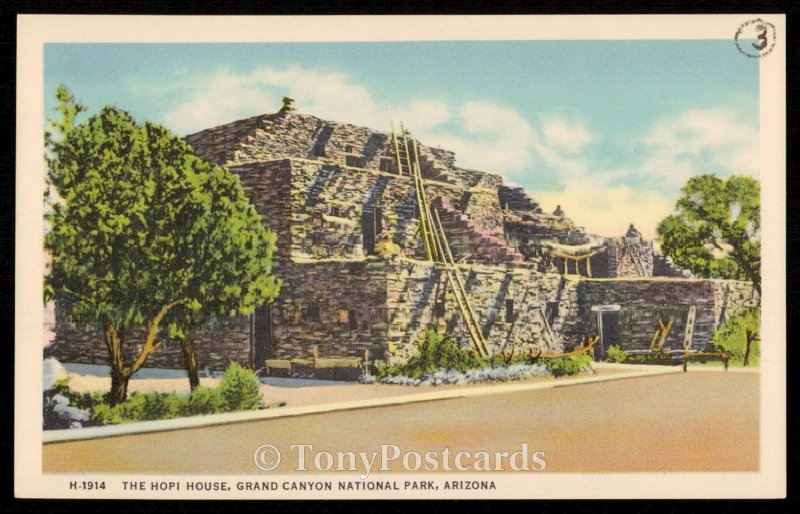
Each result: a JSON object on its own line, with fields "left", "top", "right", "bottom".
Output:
{"left": 43, "top": 357, "right": 67, "bottom": 391}
{"left": 53, "top": 404, "right": 89, "bottom": 422}
{"left": 51, "top": 393, "right": 70, "bottom": 406}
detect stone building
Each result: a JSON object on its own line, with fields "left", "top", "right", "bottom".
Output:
{"left": 46, "top": 106, "right": 759, "bottom": 370}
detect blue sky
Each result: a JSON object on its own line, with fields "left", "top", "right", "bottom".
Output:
{"left": 44, "top": 41, "right": 760, "bottom": 238}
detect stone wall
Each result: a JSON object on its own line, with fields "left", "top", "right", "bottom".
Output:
{"left": 270, "top": 260, "right": 390, "bottom": 361}
{"left": 653, "top": 253, "right": 693, "bottom": 277}
{"left": 498, "top": 186, "right": 542, "bottom": 213}
{"left": 605, "top": 239, "right": 655, "bottom": 277}
{"left": 571, "top": 278, "right": 758, "bottom": 352}
{"left": 234, "top": 158, "right": 488, "bottom": 263}
{"left": 45, "top": 315, "right": 253, "bottom": 371}
{"left": 382, "top": 262, "right": 581, "bottom": 364}
{"left": 228, "top": 160, "right": 293, "bottom": 265}
{"left": 505, "top": 212, "right": 580, "bottom": 245}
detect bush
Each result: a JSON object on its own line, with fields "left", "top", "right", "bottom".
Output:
{"left": 182, "top": 386, "right": 225, "bottom": 416}
{"left": 713, "top": 307, "right": 760, "bottom": 366}
{"left": 377, "top": 331, "right": 485, "bottom": 379}
{"left": 374, "top": 331, "right": 593, "bottom": 382}
{"left": 536, "top": 354, "right": 593, "bottom": 377}
{"left": 482, "top": 350, "right": 532, "bottom": 368}
{"left": 60, "top": 363, "right": 266, "bottom": 426}
{"left": 605, "top": 344, "right": 628, "bottom": 363}
{"left": 217, "top": 362, "right": 263, "bottom": 411}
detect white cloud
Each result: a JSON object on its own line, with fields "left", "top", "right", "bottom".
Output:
{"left": 539, "top": 115, "right": 596, "bottom": 154}
{"left": 416, "top": 103, "right": 594, "bottom": 184}
{"left": 535, "top": 182, "right": 674, "bottom": 240}
{"left": 160, "top": 65, "right": 452, "bottom": 137}
{"left": 530, "top": 108, "right": 760, "bottom": 238}
{"left": 640, "top": 108, "right": 759, "bottom": 186}
{"left": 162, "top": 70, "right": 277, "bottom": 134}
{"left": 422, "top": 101, "right": 535, "bottom": 174}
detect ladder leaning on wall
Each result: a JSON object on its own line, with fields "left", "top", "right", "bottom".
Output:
{"left": 390, "top": 122, "right": 490, "bottom": 358}
{"left": 625, "top": 242, "right": 647, "bottom": 276}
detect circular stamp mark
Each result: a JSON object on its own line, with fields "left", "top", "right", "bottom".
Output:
{"left": 735, "top": 18, "right": 776, "bottom": 58}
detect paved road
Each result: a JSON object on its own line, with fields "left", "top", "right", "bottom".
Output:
{"left": 43, "top": 371, "right": 759, "bottom": 473}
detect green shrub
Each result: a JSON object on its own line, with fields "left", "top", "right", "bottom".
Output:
{"left": 509, "top": 352, "right": 533, "bottom": 366}
{"left": 537, "top": 354, "right": 592, "bottom": 377}
{"left": 482, "top": 350, "right": 531, "bottom": 368}
{"left": 90, "top": 402, "right": 123, "bottom": 425}
{"left": 483, "top": 352, "right": 507, "bottom": 368}
{"left": 182, "top": 386, "right": 225, "bottom": 416}
{"left": 217, "top": 362, "right": 263, "bottom": 411}
{"left": 374, "top": 361, "right": 404, "bottom": 378}
{"left": 378, "top": 330, "right": 485, "bottom": 379}
{"left": 605, "top": 344, "right": 629, "bottom": 363}
{"left": 713, "top": 307, "right": 760, "bottom": 366}
{"left": 78, "top": 364, "right": 264, "bottom": 425}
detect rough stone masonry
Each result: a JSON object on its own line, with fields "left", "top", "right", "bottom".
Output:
{"left": 45, "top": 106, "right": 759, "bottom": 371}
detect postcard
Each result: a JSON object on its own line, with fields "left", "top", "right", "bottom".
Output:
{"left": 15, "top": 14, "right": 786, "bottom": 499}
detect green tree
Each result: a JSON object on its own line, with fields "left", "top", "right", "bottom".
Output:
{"left": 44, "top": 86, "right": 280, "bottom": 404}
{"left": 161, "top": 167, "right": 281, "bottom": 390}
{"left": 713, "top": 308, "right": 760, "bottom": 366}
{"left": 657, "top": 174, "right": 760, "bottom": 295}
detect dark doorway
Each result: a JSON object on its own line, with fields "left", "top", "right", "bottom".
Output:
{"left": 362, "top": 207, "right": 382, "bottom": 255}
{"left": 253, "top": 304, "right": 273, "bottom": 365}
{"left": 596, "top": 311, "right": 620, "bottom": 361}
{"left": 348, "top": 309, "right": 358, "bottom": 331}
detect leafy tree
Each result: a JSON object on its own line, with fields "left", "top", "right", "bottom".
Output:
{"left": 161, "top": 165, "right": 281, "bottom": 390}
{"left": 657, "top": 174, "right": 760, "bottom": 295}
{"left": 44, "top": 86, "right": 280, "bottom": 404}
{"left": 713, "top": 308, "right": 760, "bottom": 366}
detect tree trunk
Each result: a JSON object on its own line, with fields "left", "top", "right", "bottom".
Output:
{"left": 743, "top": 329, "right": 754, "bottom": 367}
{"left": 102, "top": 301, "right": 185, "bottom": 405}
{"left": 105, "top": 322, "right": 130, "bottom": 406}
{"left": 109, "top": 367, "right": 130, "bottom": 406}
{"left": 180, "top": 337, "right": 200, "bottom": 391}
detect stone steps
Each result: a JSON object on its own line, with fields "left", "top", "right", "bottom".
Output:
{"left": 432, "top": 197, "right": 524, "bottom": 264}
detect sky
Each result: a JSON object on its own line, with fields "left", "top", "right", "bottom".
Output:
{"left": 44, "top": 41, "right": 760, "bottom": 239}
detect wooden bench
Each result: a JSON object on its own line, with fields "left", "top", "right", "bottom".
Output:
{"left": 263, "top": 358, "right": 293, "bottom": 377}
{"left": 265, "top": 346, "right": 370, "bottom": 380}
{"left": 681, "top": 350, "right": 731, "bottom": 372}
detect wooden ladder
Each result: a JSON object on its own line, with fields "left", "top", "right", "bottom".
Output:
{"left": 390, "top": 122, "right": 489, "bottom": 358}
{"left": 626, "top": 242, "right": 646, "bottom": 276}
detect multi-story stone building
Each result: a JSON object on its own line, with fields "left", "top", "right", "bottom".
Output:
{"left": 46, "top": 103, "right": 759, "bottom": 370}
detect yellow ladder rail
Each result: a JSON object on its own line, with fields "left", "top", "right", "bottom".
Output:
{"left": 390, "top": 122, "right": 403, "bottom": 176}
{"left": 412, "top": 141, "right": 440, "bottom": 262}
{"left": 391, "top": 121, "right": 490, "bottom": 358}
{"left": 393, "top": 123, "right": 433, "bottom": 261}
{"left": 433, "top": 207, "right": 490, "bottom": 357}
{"left": 402, "top": 124, "right": 438, "bottom": 262}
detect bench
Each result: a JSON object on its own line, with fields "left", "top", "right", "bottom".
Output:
{"left": 681, "top": 350, "right": 731, "bottom": 372}
{"left": 265, "top": 346, "right": 370, "bottom": 380}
